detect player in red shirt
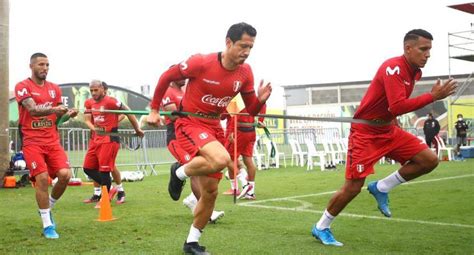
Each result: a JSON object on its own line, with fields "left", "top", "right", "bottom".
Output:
{"left": 161, "top": 79, "right": 225, "bottom": 222}
{"left": 15, "top": 53, "right": 78, "bottom": 239}
{"left": 223, "top": 105, "right": 266, "bottom": 200}
{"left": 83, "top": 83, "right": 129, "bottom": 205}
{"left": 148, "top": 22, "right": 272, "bottom": 254}
{"left": 311, "top": 29, "right": 457, "bottom": 246}
{"left": 82, "top": 80, "right": 144, "bottom": 207}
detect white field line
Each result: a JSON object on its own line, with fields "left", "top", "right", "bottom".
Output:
{"left": 238, "top": 174, "right": 474, "bottom": 229}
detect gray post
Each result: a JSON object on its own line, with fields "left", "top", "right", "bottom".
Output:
{"left": 0, "top": 0, "right": 10, "bottom": 186}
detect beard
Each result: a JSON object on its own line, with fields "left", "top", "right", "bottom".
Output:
{"left": 34, "top": 71, "right": 47, "bottom": 81}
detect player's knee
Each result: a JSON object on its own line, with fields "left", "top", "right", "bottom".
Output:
{"left": 201, "top": 187, "right": 218, "bottom": 202}
{"left": 84, "top": 168, "right": 101, "bottom": 183}
{"left": 56, "top": 169, "right": 71, "bottom": 184}
{"left": 346, "top": 185, "right": 363, "bottom": 195}
{"left": 342, "top": 182, "right": 363, "bottom": 196}
{"left": 208, "top": 154, "right": 231, "bottom": 171}
{"left": 422, "top": 155, "right": 439, "bottom": 172}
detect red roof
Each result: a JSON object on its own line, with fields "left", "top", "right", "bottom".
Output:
{"left": 448, "top": 3, "right": 474, "bottom": 14}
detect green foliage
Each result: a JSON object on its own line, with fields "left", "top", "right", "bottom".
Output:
{"left": 9, "top": 120, "right": 18, "bottom": 127}
{"left": 0, "top": 160, "right": 473, "bottom": 254}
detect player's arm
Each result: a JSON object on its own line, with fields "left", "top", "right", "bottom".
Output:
{"left": 84, "top": 113, "right": 95, "bottom": 131}
{"left": 21, "top": 98, "right": 67, "bottom": 117}
{"left": 257, "top": 104, "right": 267, "bottom": 127}
{"left": 118, "top": 114, "right": 126, "bottom": 122}
{"left": 121, "top": 104, "right": 144, "bottom": 138}
{"left": 242, "top": 80, "right": 272, "bottom": 116}
{"left": 386, "top": 76, "right": 457, "bottom": 116}
{"left": 163, "top": 103, "right": 179, "bottom": 121}
{"left": 148, "top": 65, "right": 186, "bottom": 125}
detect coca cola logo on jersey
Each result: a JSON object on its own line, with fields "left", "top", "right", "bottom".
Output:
{"left": 201, "top": 95, "right": 232, "bottom": 107}
{"left": 94, "top": 115, "right": 105, "bottom": 123}
{"left": 36, "top": 102, "right": 54, "bottom": 109}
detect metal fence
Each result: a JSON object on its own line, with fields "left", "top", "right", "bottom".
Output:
{"left": 11, "top": 126, "right": 455, "bottom": 177}
{"left": 8, "top": 128, "right": 173, "bottom": 177}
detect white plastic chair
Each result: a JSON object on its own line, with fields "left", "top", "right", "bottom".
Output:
{"left": 264, "top": 140, "right": 286, "bottom": 168}
{"left": 321, "top": 140, "right": 337, "bottom": 166}
{"left": 435, "top": 136, "right": 454, "bottom": 161}
{"left": 253, "top": 137, "right": 267, "bottom": 170}
{"left": 304, "top": 139, "right": 326, "bottom": 171}
{"left": 289, "top": 139, "right": 307, "bottom": 167}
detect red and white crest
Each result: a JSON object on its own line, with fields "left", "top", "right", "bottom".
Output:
{"left": 233, "top": 81, "right": 242, "bottom": 92}
{"left": 48, "top": 90, "right": 56, "bottom": 99}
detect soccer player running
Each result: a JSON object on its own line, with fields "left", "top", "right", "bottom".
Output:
{"left": 311, "top": 29, "right": 457, "bottom": 246}
{"left": 223, "top": 105, "right": 267, "bottom": 200}
{"left": 82, "top": 80, "right": 144, "bottom": 208}
{"left": 15, "top": 53, "right": 78, "bottom": 239}
{"left": 160, "top": 79, "right": 225, "bottom": 222}
{"left": 148, "top": 22, "right": 271, "bottom": 254}
{"left": 83, "top": 84, "right": 128, "bottom": 204}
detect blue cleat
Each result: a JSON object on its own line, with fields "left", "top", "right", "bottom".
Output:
{"left": 367, "top": 181, "right": 391, "bottom": 217}
{"left": 43, "top": 225, "right": 59, "bottom": 239}
{"left": 50, "top": 212, "right": 56, "bottom": 228}
{"left": 311, "top": 225, "right": 343, "bottom": 247}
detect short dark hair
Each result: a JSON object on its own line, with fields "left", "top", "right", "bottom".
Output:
{"left": 226, "top": 22, "right": 257, "bottom": 43}
{"left": 428, "top": 113, "right": 433, "bottom": 117}
{"left": 457, "top": 114, "right": 463, "bottom": 118}
{"left": 30, "top": 52, "right": 47, "bottom": 63}
{"left": 404, "top": 29, "right": 433, "bottom": 42}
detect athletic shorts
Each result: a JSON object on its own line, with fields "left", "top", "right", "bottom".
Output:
{"left": 225, "top": 128, "right": 256, "bottom": 159}
{"left": 175, "top": 117, "right": 226, "bottom": 179}
{"left": 346, "top": 125, "right": 428, "bottom": 179}
{"left": 456, "top": 136, "right": 467, "bottom": 146}
{"left": 83, "top": 141, "right": 120, "bottom": 172}
{"left": 22, "top": 144, "right": 70, "bottom": 181}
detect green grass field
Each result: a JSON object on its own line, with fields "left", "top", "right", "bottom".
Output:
{"left": 1, "top": 159, "right": 473, "bottom": 254}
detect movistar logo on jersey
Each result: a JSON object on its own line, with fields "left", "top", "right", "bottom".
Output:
{"left": 162, "top": 97, "right": 171, "bottom": 105}
{"left": 17, "top": 88, "right": 28, "bottom": 97}
{"left": 385, "top": 66, "right": 400, "bottom": 76}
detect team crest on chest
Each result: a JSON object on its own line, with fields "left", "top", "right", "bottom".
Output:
{"left": 233, "top": 81, "right": 242, "bottom": 92}
{"left": 48, "top": 90, "right": 56, "bottom": 99}
{"left": 199, "top": 132, "right": 209, "bottom": 140}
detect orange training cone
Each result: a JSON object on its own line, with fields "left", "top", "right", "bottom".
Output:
{"left": 96, "top": 185, "right": 117, "bottom": 222}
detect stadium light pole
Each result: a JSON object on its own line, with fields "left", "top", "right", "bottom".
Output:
{"left": 0, "top": 0, "right": 10, "bottom": 186}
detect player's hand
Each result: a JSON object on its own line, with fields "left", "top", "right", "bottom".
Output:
{"left": 135, "top": 128, "right": 145, "bottom": 138}
{"left": 257, "top": 79, "right": 272, "bottom": 103}
{"left": 431, "top": 78, "right": 457, "bottom": 101}
{"left": 228, "top": 132, "right": 234, "bottom": 143}
{"left": 147, "top": 109, "right": 161, "bottom": 126}
{"left": 53, "top": 105, "right": 68, "bottom": 115}
{"left": 67, "top": 108, "right": 79, "bottom": 118}
{"left": 257, "top": 121, "right": 265, "bottom": 128}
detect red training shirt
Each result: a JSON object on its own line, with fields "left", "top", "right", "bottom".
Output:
{"left": 150, "top": 52, "right": 264, "bottom": 125}
{"left": 353, "top": 55, "right": 433, "bottom": 132}
{"left": 161, "top": 86, "right": 184, "bottom": 125}
{"left": 84, "top": 96, "right": 122, "bottom": 144}
{"left": 15, "top": 78, "right": 62, "bottom": 146}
